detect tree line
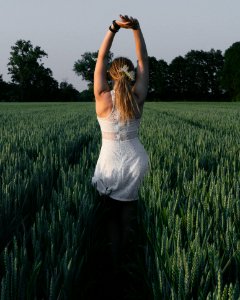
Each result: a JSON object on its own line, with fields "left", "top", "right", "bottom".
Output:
{"left": 0, "top": 39, "right": 240, "bottom": 102}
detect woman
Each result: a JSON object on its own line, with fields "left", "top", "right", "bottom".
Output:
{"left": 91, "top": 15, "right": 150, "bottom": 299}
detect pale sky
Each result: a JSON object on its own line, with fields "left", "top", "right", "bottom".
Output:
{"left": 1, "top": 0, "right": 240, "bottom": 91}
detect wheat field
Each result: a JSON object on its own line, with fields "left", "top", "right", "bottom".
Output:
{"left": 0, "top": 101, "right": 239, "bottom": 300}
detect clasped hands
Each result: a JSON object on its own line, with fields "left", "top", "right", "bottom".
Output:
{"left": 115, "top": 14, "right": 139, "bottom": 30}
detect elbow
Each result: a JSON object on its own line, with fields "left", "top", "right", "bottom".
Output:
{"left": 94, "top": 88, "right": 109, "bottom": 99}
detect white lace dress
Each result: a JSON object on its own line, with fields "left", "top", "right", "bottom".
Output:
{"left": 91, "top": 90, "right": 150, "bottom": 201}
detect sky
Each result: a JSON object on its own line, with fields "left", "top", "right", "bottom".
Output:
{"left": 1, "top": 0, "right": 240, "bottom": 92}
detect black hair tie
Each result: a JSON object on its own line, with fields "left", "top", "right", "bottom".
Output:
{"left": 109, "top": 20, "right": 120, "bottom": 33}
{"left": 109, "top": 25, "right": 118, "bottom": 33}
{"left": 112, "top": 20, "right": 120, "bottom": 31}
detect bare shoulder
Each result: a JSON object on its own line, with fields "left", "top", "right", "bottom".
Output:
{"left": 95, "top": 90, "right": 113, "bottom": 118}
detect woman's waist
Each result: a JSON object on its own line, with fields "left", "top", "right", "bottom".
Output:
{"left": 100, "top": 137, "right": 148, "bottom": 159}
{"left": 101, "top": 130, "right": 138, "bottom": 141}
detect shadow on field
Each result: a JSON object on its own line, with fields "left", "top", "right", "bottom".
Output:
{"left": 73, "top": 192, "right": 154, "bottom": 300}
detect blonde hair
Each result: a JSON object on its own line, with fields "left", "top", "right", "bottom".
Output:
{"left": 108, "top": 57, "right": 141, "bottom": 123}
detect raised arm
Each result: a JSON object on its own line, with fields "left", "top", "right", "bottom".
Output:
{"left": 93, "top": 26, "right": 116, "bottom": 100}
{"left": 116, "top": 15, "right": 149, "bottom": 105}
{"left": 94, "top": 16, "right": 149, "bottom": 104}
{"left": 132, "top": 21, "right": 149, "bottom": 104}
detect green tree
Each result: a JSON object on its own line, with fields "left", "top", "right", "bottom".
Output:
{"left": 168, "top": 50, "right": 224, "bottom": 100}
{"left": 7, "top": 39, "right": 58, "bottom": 101}
{"left": 168, "top": 56, "right": 188, "bottom": 99}
{"left": 73, "top": 51, "right": 113, "bottom": 90}
{"left": 184, "top": 49, "right": 224, "bottom": 100}
{"left": 79, "top": 89, "right": 95, "bottom": 102}
{"left": 221, "top": 42, "right": 240, "bottom": 101}
{"left": 148, "top": 56, "right": 169, "bottom": 100}
{"left": 0, "top": 75, "right": 5, "bottom": 100}
{"left": 0, "top": 75, "right": 13, "bottom": 101}
{"left": 59, "top": 80, "right": 80, "bottom": 102}
{"left": 204, "top": 49, "right": 225, "bottom": 99}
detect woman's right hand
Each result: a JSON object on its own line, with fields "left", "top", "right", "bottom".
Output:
{"left": 115, "top": 14, "right": 139, "bottom": 30}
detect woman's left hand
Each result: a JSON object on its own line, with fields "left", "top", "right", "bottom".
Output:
{"left": 115, "top": 14, "right": 139, "bottom": 29}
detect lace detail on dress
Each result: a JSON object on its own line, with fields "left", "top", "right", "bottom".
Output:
{"left": 102, "top": 130, "right": 138, "bottom": 141}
